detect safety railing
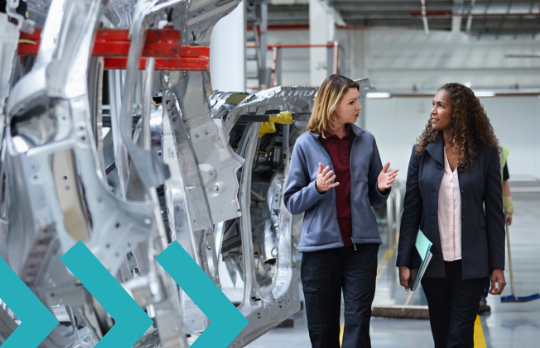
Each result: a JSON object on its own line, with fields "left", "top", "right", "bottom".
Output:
{"left": 246, "top": 42, "right": 340, "bottom": 88}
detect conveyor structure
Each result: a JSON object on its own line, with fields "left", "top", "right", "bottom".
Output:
{"left": 0, "top": 1, "right": 378, "bottom": 347}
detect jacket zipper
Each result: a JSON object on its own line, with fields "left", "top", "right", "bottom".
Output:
{"left": 314, "top": 135, "right": 345, "bottom": 247}
{"left": 349, "top": 135, "right": 359, "bottom": 249}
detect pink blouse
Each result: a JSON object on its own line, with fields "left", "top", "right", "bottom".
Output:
{"left": 438, "top": 148, "right": 462, "bottom": 261}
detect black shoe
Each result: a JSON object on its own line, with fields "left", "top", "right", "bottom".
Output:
{"left": 478, "top": 302, "right": 491, "bottom": 314}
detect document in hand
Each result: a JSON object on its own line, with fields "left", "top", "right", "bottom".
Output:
{"left": 410, "top": 230, "right": 433, "bottom": 291}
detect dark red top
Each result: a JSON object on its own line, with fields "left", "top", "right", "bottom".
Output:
{"left": 324, "top": 125, "right": 353, "bottom": 247}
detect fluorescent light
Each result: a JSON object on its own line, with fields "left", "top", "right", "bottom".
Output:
{"left": 366, "top": 92, "right": 391, "bottom": 99}
{"left": 474, "top": 91, "right": 496, "bottom": 97}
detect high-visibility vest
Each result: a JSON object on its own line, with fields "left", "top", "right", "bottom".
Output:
{"left": 499, "top": 147, "right": 509, "bottom": 182}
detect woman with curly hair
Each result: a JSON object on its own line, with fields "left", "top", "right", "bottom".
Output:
{"left": 396, "top": 83, "right": 506, "bottom": 348}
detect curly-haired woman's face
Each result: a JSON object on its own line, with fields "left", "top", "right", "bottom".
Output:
{"left": 431, "top": 90, "right": 452, "bottom": 131}
{"left": 333, "top": 88, "right": 362, "bottom": 126}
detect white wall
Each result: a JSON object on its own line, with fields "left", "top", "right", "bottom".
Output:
{"left": 266, "top": 26, "right": 540, "bottom": 177}
{"left": 366, "top": 96, "right": 540, "bottom": 178}
{"left": 483, "top": 97, "right": 540, "bottom": 177}
{"left": 268, "top": 27, "right": 540, "bottom": 90}
{"left": 365, "top": 29, "right": 540, "bottom": 91}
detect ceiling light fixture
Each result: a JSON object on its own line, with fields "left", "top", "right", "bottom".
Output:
{"left": 366, "top": 92, "right": 391, "bottom": 99}
{"left": 473, "top": 91, "right": 496, "bottom": 97}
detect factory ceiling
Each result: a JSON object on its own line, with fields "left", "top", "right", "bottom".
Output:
{"left": 268, "top": 1, "right": 540, "bottom": 37}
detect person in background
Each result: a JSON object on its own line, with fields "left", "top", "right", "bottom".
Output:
{"left": 501, "top": 152, "right": 514, "bottom": 227}
{"left": 397, "top": 83, "right": 506, "bottom": 348}
{"left": 283, "top": 74, "right": 398, "bottom": 348}
{"left": 479, "top": 147, "right": 513, "bottom": 314}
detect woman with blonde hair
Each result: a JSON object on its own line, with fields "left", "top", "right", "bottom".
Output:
{"left": 283, "top": 74, "right": 398, "bottom": 347}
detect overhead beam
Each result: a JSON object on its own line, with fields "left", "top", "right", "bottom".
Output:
{"left": 322, "top": 0, "right": 540, "bottom": 34}
{"left": 342, "top": 18, "right": 452, "bottom": 29}
{"left": 330, "top": 1, "right": 539, "bottom": 13}
{"left": 331, "top": 1, "right": 455, "bottom": 12}
{"left": 338, "top": 12, "right": 540, "bottom": 20}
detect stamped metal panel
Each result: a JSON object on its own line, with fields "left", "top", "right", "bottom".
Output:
{"left": 0, "top": 15, "right": 20, "bottom": 265}
{"left": 0, "top": 14, "right": 19, "bottom": 144}
{"left": 228, "top": 123, "right": 301, "bottom": 348}
{"left": 169, "top": 71, "right": 243, "bottom": 226}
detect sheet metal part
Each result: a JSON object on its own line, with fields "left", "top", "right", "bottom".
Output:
{"left": 0, "top": 1, "right": 382, "bottom": 347}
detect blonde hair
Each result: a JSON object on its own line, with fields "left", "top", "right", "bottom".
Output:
{"left": 307, "top": 74, "right": 360, "bottom": 137}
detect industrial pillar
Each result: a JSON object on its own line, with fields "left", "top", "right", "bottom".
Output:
{"left": 346, "top": 29, "right": 369, "bottom": 129}
{"left": 210, "top": 2, "right": 246, "bottom": 289}
{"left": 210, "top": 1, "right": 246, "bottom": 92}
{"left": 309, "top": 0, "right": 335, "bottom": 86}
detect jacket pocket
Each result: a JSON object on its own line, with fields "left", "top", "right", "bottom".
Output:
{"left": 306, "top": 205, "right": 319, "bottom": 234}
{"left": 478, "top": 212, "right": 486, "bottom": 228}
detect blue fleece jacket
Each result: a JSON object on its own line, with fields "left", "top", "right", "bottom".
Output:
{"left": 283, "top": 124, "right": 390, "bottom": 252}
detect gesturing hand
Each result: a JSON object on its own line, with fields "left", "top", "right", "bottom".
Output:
{"left": 378, "top": 162, "right": 399, "bottom": 192}
{"left": 315, "top": 163, "right": 339, "bottom": 193}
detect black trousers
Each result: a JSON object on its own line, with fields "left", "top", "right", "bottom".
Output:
{"left": 301, "top": 244, "right": 379, "bottom": 348}
{"left": 421, "top": 260, "right": 487, "bottom": 348}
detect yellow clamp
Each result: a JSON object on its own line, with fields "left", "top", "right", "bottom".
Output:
{"left": 259, "top": 122, "right": 276, "bottom": 138}
{"left": 269, "top": 111, "right": 293, "bottom": 124}
{"left": 259, "top": 111, "right": 293, "bottom": 138}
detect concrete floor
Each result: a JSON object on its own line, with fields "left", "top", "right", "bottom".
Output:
{"left": 246, "top": 183, "right": 540, "bottom": 348}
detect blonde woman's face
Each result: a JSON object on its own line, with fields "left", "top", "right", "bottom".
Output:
{"left": 333, "top": 88, "right": 361, "bottom": 126}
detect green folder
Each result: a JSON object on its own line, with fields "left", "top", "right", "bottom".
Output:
{"left": 411, "top": 230, "right": 433, "bottom": 291}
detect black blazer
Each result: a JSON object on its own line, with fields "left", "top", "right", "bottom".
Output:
{"left": 397, "top": 133, "right": 505, "bottom": 279}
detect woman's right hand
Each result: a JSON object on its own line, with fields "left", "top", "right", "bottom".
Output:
{"left": 315, "top": 163, "right": 339, "bottom": 193}
{"left": 399, "top": 266, "right": 411, "bottom": 292}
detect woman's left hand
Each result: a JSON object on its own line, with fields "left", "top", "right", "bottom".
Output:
{"left": 489, "top": 268, "right": 506, "bottom": 295}
{"left": 378, "top": 162, "right": 399, "bottom": 192}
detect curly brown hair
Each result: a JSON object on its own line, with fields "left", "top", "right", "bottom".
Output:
{"left": 415, "top": 83, "right": 499, "bottom": 168}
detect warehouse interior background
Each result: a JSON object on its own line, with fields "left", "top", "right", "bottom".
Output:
{"left": 1, "top": 0, "right": 539, "bottom": 347}
{"left": 208, "top": 1, "right": 540, "bottom": 347}
{"left": 211, "top": 0, "right": 540, "bottom": 177}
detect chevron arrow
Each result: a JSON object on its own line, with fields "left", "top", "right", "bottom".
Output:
{"left": 0, "top": 257, "right": 58, "bottom": 347}
{"left": 156, "top": 241, "right": 249, "bottom": 348}
{"left": 61, "top": 241, "right": 153, "bottom": 347}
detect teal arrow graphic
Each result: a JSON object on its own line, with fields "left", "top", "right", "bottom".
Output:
{"left": 61, "top": 241, "right": 153, "bottom": 347}
{"left": 0, "top": 257, "right": 58, "bottom": 347}
{"left": 156, "top": 241, "right": 249, "bottom": 348}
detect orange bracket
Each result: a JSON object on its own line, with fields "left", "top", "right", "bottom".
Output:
{"left": 18, "top": 28, "right": 209, "bottom": 71}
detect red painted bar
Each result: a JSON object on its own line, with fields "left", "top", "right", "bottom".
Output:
{"left": 103, "top": 56, "right": 209, "bottom": 71}
{"left": 18, "top": 28, "right": 210, "bottom": 71}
